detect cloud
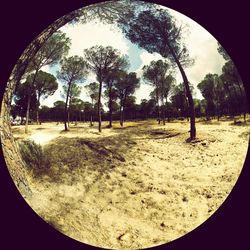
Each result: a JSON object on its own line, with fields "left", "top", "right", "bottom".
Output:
{"left": 60, "top": 21, "right": 129, "bottom": 56}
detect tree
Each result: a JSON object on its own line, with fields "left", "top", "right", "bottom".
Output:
{"left": 57, "top": 56, "right": 88, "bottom": 131}
{"left": 12, "top": 79, "right": 37, "bottom": 124}
{"left": 123, "top": 95, "right": 137, "bottom": 121}
{"left": 104, "top": 58, "right": 129, "bottom": 127}
{"left": 84, "top": 45, "right": 127, "bottom": 132}
{"left": 31, "top": 70, "right": 58, "bottom": 124}
{"left": 62, "top": 83, "right": 82, "bottom": 126}
{"left": 70, "top": 98, "right": 85, "bottom": 124}
{"left": 221, "top": 61, "right": 247, "bottom": 120}
{"left": 114, "top": 71, "right": 140, "bottom": 126}
{"left": 197, "top": 74, "right": 219, "bottom": 119}
{"left": 120, "top": 8, "right": 196, "bottom": 139}
{"left": 139, "top": 98, "right": 156, "bottom": 119}
{"left": 170, "top": 83, "right": 189, "bottom": 119}
{"left": 23, "top": 31, "right": 70, "bottom": 133}
{"left": 53, "top": 100, "right": 66, "bottom": 121}
{"left": 84, "top": 82, "right": 99, "bottom": 126}
{"left": 143, "top": 60, "right": 174, "bottom": 125}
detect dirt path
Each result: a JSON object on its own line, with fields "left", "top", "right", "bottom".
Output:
{"left": 28, "top": 125, "right": 63, "bottom": 145}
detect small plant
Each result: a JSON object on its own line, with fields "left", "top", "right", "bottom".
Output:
{"left": 18, "top": 139, "right": 44, "bottom": 171}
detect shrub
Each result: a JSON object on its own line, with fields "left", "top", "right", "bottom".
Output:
{"left": 18, "top": 139, "right": 44, "bottom": 171}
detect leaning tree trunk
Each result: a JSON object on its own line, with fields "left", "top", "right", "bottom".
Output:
{"left": 97, "top": 81, "right": 102, "bottom": 132}
{"left": 168, "top": 44, "right": 196, "bottom": 140}
{"left": 0, "top": 9, "right": 81, "bottom": 197}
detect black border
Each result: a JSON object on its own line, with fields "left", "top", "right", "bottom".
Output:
{"left": 0, "top": 0, "right": 249, "bottom": 249}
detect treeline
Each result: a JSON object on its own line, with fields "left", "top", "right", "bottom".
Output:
{"left": 10, "top": 5, "right": 248, "bottom": 138}
{"left": 197, "top": 43, "right": 248, "bottom": 121}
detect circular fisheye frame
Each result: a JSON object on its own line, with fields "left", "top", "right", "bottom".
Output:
{"left": 0, "top": 0, "right": 249, "bottom": 249}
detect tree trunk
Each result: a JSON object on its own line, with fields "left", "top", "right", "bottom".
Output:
{"left": 25, "top": 94, "right": 31, "bottom": 134}
{"left": 36, "top": 94, "right": 40, "bottom": 125}
{"left": 108, "top": 84, "right": 113, "bottom": 128}
{"left": 90, "top": 114, "right": 93, "bottom": 126}
{"left": 64, "top": 81, "right": 72, "bottom": 131}
{"left": 168, "top": 44, "right": 196, "bottom": 140}
{"left": 162, "top": 102, "right": 166, "bottom": 125}
{"left": 67, "top": 109, "right": 70, "bottom": 127}
{"left": 109, "top": 104, "right": 113, "bottom": 127}
{"left": 97, "top": 81, "right": 102, "bottom": 132}
{"left": 120, "top": 106, "right": 124, "bottom": 127}
{"left": 156, "top": 93, "right": 161, "bottom": 124}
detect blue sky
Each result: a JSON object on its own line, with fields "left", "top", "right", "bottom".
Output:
{"left": 40, "top": 6, "right": 226, "bottom": 108}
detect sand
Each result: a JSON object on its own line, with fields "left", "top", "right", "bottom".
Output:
{"left": 11, "top": 119, "right": 249, "bottom": 249}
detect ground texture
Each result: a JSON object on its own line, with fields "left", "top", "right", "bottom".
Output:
{"left": 11, "top": 119, "right": 249, "bottom": 249}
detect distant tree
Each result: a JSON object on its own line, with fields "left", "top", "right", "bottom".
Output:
{"left": 62, "top": 83, "right": 82, "bottom": 126}
{"left": 57, "top": 55, "right": 88, "bottom": 131}
{"left": 70, "top": 98, "right": 85, "bottom": 124}
{"left": 114, "top": 71, "right": 140, "bottom": 126}
{"left": 120, "top": 8, "right": 196, "bottom": 139}
{"left": 104, "top": 59, "right": 129, "bottom": 128}
{"left": 143, "top": 60, "right": 174, "bottom": 125}
{"left": 123, "top": 95, "right": 137, "bottom": 120}
{"left": 139, "top": 98, "right": 156, "bottom": 119}
{"left": 198, "top": 74, "right": 225, "bottom": 120}
{"left": 84, "top": 45, "right": 127, "bottom": 132}
{"left": 12, "top": 80, "right": 37, "bottom": 123}
{"left": 31, "top": 70, "right": 58, "bottom": 124}
{"left": 84, "top": 82, "right": 99, "bottom": 126}
{"left": 39, "top": 106, "right": 51, "bottom": 121}
{"left": 82, "top": 101, "right": 93, "bottom": 122}
{"left": 221, "top": 61, "right": 247, "bottom": 120}
{"left": 170, "top": 83, "right": 189, "bottom": 119}
{"left": 24, "top": 31, "right": 70, "bottom": 133}
{"left": 53, "top": 100, "right": 65, "bottom": 121}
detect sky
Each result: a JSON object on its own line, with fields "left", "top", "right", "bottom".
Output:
{"left": 40, "top": 4, "right": 226, "bottom": 108}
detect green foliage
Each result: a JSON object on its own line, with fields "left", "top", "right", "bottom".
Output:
{"left": 34, "top": 71, "right": 58, "bottom": 99}
{"left": 85, "top": 82, "right": 99, "bottom": 105}
{"left": 170, "top": 83, "right": 189, "bottom": 117}
{"left": 18, "top": 140, "right": 45, "bottom": 171}
{"left": 13, "top": 79, "right": 37, "bottom": 118}
{"left": 84, "top": 45, "right": 129, "bottom": 83}
{"left": 28, "top": 31, "right": 71, "bottom": 72}
{"left": 57, "top": 55, "right": 88, "bottom": 84}
{"left": 143, "top": 59, "right": 174, "bottom": 107}
{"left": 120, "top": 8, "right": 194, "bottom": 67}
{"left": 114, "top": 71, "right": 140, "bottom": 100}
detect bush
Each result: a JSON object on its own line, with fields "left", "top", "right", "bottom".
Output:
{"left": 18, "top": 139, "right": 44, "bottom": 171}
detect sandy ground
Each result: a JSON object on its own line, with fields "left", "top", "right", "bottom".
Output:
{"left": 12, "top": 119, "right": 249, "bottom": 249}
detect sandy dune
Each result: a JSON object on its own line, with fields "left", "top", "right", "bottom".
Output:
{"left": 12, "top": 119, "right": 249, "bottom": 249}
